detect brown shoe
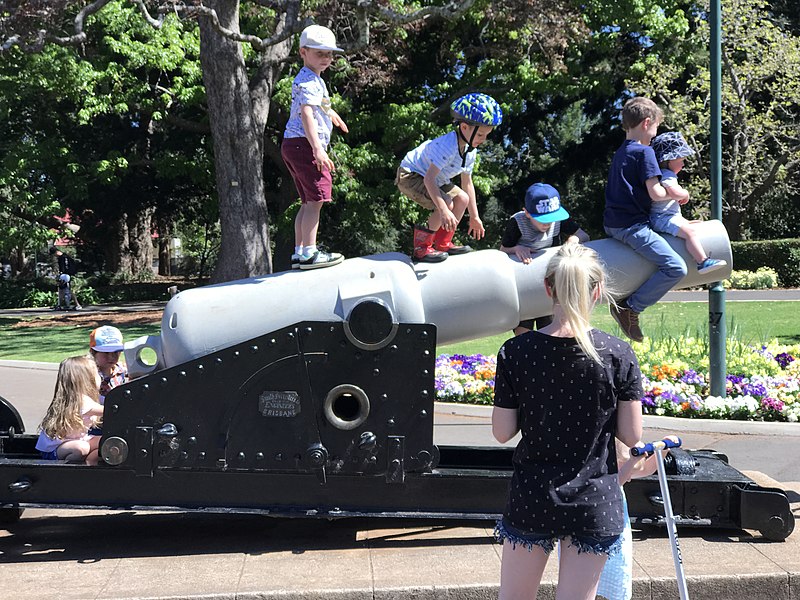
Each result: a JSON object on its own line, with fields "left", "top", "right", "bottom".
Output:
{"left": 610, "top": 302, "right": 644, "bottom": 343}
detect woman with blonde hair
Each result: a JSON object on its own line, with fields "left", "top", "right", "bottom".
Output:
{"left": 492, "top": 243, "right": 643, "bottom": 600}
{"left": 36, "top": 355, "right": 104, "bottom": 465}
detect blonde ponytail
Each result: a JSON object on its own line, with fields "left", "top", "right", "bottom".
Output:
{"left": 544, "top": 244, "right": 611, "bottom": 363}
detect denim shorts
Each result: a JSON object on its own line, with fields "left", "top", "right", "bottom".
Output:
{"left": 650, "top": 212, "right": 687, "bottom": 237}
{"left": 494, "top": 518, "right": 622, "bottom": 557}
{"left": 40, "top": 450, "right": 59, "bottom": 460}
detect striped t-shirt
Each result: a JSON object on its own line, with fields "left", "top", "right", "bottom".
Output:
{"left": 500, "top": 211, "right": 580, "bottom": 252}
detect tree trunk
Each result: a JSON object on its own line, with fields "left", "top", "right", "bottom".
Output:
{"left": 156, "top": 215, "right": 172, "bottom": 276}
{"left": 158, "top": 237, "right": 171, "bottom": 276}
{"left": 105, "top": 208, "right": 155, "bottom": 276}
{"left": 198, "top": 0, "right": 272, "bottom": 282}
{"left": 722, "top": 203, "right": 745, "bottom": 241}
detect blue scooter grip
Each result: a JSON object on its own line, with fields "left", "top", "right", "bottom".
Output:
{"left": 630, "top": 437, "right": 682, "bottom": 456}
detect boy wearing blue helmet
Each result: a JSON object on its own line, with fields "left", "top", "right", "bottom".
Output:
{"left": 396, "top": 93, "right": 502, "bottom": 262}
{"left": 650, "top": 131, "right": 726, "bottom": 276}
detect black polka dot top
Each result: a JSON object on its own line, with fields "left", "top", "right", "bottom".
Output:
{"left": 493, "top": 329, "right": 643, "bottom": 537}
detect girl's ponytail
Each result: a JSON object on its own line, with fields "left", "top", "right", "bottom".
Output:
{"left": 545, "top": 244, "right": 611, "bottom": 363}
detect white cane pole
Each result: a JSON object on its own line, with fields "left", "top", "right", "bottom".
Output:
{"left": 632, "top": 438, "right": 689, "bottom": 600}
{"left": 653, "top": 441, "right": 690, "bottom": 600}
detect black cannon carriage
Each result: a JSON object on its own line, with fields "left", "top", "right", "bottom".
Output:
{"left": 0, "top": 308, "right": 794, "bottom": 541}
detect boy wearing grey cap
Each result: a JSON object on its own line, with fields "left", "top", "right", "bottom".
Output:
{"left": 500, "top": 183, "right": 589, "bottom": 334}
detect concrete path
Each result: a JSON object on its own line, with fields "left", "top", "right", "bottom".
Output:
{"left": 1, "top": 360, "right": 800, "bottom": 599}
{"left": 0, "top": 288, "right": 797, "bottom": 320}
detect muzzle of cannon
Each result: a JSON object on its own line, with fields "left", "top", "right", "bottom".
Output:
{"left": 124, "top": 220, "right": 732, "bottom": 378}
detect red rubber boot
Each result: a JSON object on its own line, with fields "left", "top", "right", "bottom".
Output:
{"left": 412, "top": 226, "right": 448, "bottom": 262}
{"left": 433, "top": 227, "right": 472, "bottom": 255}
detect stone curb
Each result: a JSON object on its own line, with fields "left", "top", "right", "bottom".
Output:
{"left": 434, "top": 401, "right": 800, "bottom": 437}
{"left": 52, "top": 572, "right": 795, "bottom": 599}
{"left": 0, "top": 359, "right": 59, "bottom": 371}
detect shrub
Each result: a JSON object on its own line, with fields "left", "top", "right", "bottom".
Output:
{"left": 731, "top": 239, "right": 800, "bottom": 287}
{"left": 724, "top": 268, "right": 779, "bottom": 290}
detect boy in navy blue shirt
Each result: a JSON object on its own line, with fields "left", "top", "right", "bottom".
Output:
{"left": 604, "top": 98, "right": 687, "bottom": 342}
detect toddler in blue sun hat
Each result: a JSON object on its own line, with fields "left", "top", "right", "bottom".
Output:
{"left": 500, "top": 183, "right": 589, "bottom": 335}
{"left": 650, "top": 131, "right": 726, "bottom": 276}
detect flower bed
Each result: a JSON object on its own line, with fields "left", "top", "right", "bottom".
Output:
{"left": 435, "top": 339, "right": 800, "bottom": 422}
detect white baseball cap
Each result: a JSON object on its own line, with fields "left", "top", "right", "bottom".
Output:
{"left": 90, "top": 326, "right": 124, "bottom": 352}
{"left": 299, "top": 25, "right": 344, "bottom": 52}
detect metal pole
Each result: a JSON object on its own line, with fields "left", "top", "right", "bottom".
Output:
{"left": 655, "top": 446, "right": 691, "bottom": 600}
{"left": 709, "top": 0, "right": 727, "bottom": 397}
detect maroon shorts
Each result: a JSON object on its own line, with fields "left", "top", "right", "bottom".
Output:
{"left": 281, "top": 137, "right": 333, "bottom": 204}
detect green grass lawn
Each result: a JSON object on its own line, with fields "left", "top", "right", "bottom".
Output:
{"left": 0, "top": 318, "right": 160, "bottom": 363}
{"left": 438, "top": 301, "right": 800, "bottom": 356}
{"left": 0, "top": 301, "right": 797, "bottom": 363}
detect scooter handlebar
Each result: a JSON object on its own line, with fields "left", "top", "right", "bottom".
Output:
{"left": 630, "top": 437, "right": 682, "bottom": 457}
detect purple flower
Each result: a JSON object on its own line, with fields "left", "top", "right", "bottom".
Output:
{"left": 660, "top": 390, "right": 683, "bottom": 404}
{"left": 680, "top": 370, "right": 704, "bottom": 385}
{"left": 761, "top": 397, "right": 785, "bottom": 412}
{"left": 775, "top": 353, "right": 795, "bottom": 369}
{"left": 741, "top": 382, "right": 767, "bottom": 398}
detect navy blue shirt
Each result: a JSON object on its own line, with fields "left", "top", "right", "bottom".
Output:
{"left": 604, "top": 140, "right": 662, "bottom": 228}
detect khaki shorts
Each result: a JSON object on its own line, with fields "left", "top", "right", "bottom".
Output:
{"left": 395, "top": 167, "right": 462, "bottom": 210}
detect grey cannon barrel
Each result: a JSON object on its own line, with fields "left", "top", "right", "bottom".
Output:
{"left": 124, "top": 220, "right": 732, "bottom": 378}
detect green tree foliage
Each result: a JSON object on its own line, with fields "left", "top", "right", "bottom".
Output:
{"left": 0, "top": 3, "right": 211, "bottom": 276}
{"left": 631, "top": 0, "right": 800, "bottom": 241}
{"left": 3, "top": 0, "right": 798, "bottom": 284}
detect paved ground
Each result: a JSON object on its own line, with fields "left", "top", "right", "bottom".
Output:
{"left": 1, "top": 292, "right": 799, "bottom": 599}
{"left": 1, "top": 360, "right": 800, "bottom": 599}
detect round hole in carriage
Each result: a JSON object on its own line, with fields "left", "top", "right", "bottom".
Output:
{"left": 324, "top": 384, "right": 370, "bottom": 431}
{"left": 137, "top": 346, "right": 158, "bottom": 368}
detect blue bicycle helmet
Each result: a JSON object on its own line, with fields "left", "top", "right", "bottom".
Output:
{"left": 450, "top": 93, "right": 503, "bottom": 127}
{"left": 651, "top": 131, "right": 695, "bottom": 163}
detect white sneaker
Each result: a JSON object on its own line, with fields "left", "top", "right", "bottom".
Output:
{"left": 298, "top": 250, "right": 344, "bottom": 270}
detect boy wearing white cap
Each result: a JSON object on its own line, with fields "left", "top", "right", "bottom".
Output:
{"left": 89, "top": 326, "right": 128, "bottom": 404}
{"left": 500, "top": 183, "right": 589, "bottom": 334}
{"left": 282, "top": 24, "right": 349, "bottom": 271}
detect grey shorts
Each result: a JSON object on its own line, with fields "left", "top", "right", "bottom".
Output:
{"left": 395, "top": 167, "right": 462, "bottom": 210}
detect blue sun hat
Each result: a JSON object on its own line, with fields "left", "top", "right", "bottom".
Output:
{"left": 524, "top": 183, "right": 569, "bottom": 223}
{"left": 651, "top": 131, "right": 695, "bottom": 163}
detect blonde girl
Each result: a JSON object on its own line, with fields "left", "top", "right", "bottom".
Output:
{"left": 492, "top": 243, "right": 643, "bottom": 600}
{"left": 36, "top": 356, "right": 104, "bottom": 465}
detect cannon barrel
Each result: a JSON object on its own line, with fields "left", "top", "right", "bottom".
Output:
{"left": 125, "top": 220, "right": 732, "bottom": 378}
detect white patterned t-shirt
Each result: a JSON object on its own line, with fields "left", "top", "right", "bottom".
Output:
{"left": 400, "top": 131, "right": 476, "bottom": 187}
{"left": 283, "top": 66, "right": 333, "bottom": 148}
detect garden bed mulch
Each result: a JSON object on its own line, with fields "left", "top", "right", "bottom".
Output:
{"left": 11, "top": 310, "right": 162, "bottom": 329}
